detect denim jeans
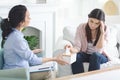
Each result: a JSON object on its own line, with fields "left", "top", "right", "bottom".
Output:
{"left": 71, "top": 52, "right": 108, "bottom": 74}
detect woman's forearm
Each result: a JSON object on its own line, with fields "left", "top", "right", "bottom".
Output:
{"left": 95, "top": 33, "right": 104, "bottom": 49}
{"left": 42, "top": 57, "right": 56, "bottom": 63}
{"left": 42, "top": 55, "right": 69, "bottom": 65}
{"left": 70, "top": 47, "right": 79, "bottom": 53}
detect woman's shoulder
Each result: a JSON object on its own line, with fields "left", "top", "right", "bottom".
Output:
{"left": 77, "top": 23, "right": 87, "bottom": 30}
{"left": 8, "top": 30, "right": 24, "bottom": 41}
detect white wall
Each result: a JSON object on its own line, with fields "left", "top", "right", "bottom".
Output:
{"left": 54, "top": 0, "right": 120, "bottom": 43}
{"left": 0, "top": 0, "right": 120, "bottom": 46}
{"left": 55, "top": 0, "right": 83, "bottom": 43}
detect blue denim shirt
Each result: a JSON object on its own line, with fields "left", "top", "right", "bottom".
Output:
{"left": 3, "top": 29, "right": 42, "bottom": 69}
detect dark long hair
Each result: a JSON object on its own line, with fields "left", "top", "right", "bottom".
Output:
{"left": 1, "top": 5, "right": 27, "bottom": 40}
{"left": 86, "top": 8, "right": 106, "bottom": 46}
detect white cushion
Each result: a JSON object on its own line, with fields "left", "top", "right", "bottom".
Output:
{"left": 54, "top": 36, "right": 73, "bottom": 51}
{"left": 104, "top": 25, "right": 119, "bottom": 58}
{"left": 107, "top": 25, "right": 118, "bottom": 46}
{"left": 63, "top": 26, "right": 77, "bottom": 44}
{"left": 114, "top": 24, "right": 120, "bottom": 44}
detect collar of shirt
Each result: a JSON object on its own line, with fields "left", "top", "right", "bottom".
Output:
{"left": 13, "top": 28, "right": 24, "bottom": 38}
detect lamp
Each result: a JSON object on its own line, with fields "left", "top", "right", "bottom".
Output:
{"left": 103, "top": 0, "right": 119, "bottom": 15}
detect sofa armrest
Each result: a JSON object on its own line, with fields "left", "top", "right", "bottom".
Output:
{"left": 54, "top": 36, "right": 73, "bottom": 52}
{"left": 0, "top": 68, "right": 29, "bottom": 80}
{"left": 0, "top": 77, "right": 26, "bottom": 80}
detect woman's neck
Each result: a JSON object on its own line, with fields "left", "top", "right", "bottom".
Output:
{"left": 91, "top": 29, "right": 96, "bottom": 33}
{"left": 91, "top": 29, "right": 97, "bottom": 39}
{"left": 16, "top": 26, "right": 24, "bottom": 32}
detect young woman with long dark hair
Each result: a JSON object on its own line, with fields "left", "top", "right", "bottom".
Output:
{"left": 65, "top": 8, "right": 109, "bottom": 74}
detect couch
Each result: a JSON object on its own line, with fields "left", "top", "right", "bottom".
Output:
{"left": 54, "top": 16, "right": 120, "bottom": 77}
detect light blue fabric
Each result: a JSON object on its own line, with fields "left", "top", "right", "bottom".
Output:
{"left": 3, "top": 29, "right": 42, "bottom": 69}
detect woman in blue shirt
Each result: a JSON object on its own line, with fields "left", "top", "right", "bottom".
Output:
{"left": 1, "top": 5, "right": 68, "bottom": 80}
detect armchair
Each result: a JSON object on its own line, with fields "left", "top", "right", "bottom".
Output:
{"left": 0, "top": 49, "right": 30, "bottom": 80}
{"left": 0, "top": 68, "right": 30, "bottom": 80}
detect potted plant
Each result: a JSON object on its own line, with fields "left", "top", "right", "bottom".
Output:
{"left": 22, "top": 28, "right": 39, "bottom": 50}
{"left": 24, "top": 35, "right": 39, "bottom": 50}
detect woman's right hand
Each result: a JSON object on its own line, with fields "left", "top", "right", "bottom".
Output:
{"left": 54, "top": 54, "right": 69, "bottom": 65}
{"left": 64, "top": 44, "right": 75, "bottom": 53}
{"left": 64, "top": 44, "right": 71, "bottom": 49}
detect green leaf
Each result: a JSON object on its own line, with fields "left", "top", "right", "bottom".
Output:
{"left": 24, "top": 35, "right": 39, "bottom": 50}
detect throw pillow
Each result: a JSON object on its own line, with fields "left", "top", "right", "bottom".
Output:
{"left": 105, "top": 24, "right": 119, "bottom": 58}
{"left": 63, "top": 26, "right": 77, "bottom": 44}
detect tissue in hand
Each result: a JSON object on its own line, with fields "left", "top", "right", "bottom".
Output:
{"left": 65, "top": 48, "right": 71, "bottom": 55}
{"left": 63, "top": 53, "right": 76, "bottom": 64}
{"left": 63, "top": 48, "right": 76, "bottom": 64}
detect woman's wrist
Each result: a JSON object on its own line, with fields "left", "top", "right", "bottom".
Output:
{"left": 52, "top": 57, "right": 57, "bottom": 61}
{"left": 101, "top": 32, "right": 105, "bottom": 35}
{"left": 70, "top": 47, "right": 79, "bottom": 53}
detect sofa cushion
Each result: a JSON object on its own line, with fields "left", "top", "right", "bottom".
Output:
{"left": 104, "top": 25, "right": 119, "bottom": 59}
{"left": 63, "top": 26, "right": 77, "bottom": 44}
{"left": 0, "top": 49, "right": 4, "bottom": 69}
{"left": 107, "top": 25, "right": 118, "bottom": 46}
{"left": 115, "top": 24, "right": 120, "bottom": 45}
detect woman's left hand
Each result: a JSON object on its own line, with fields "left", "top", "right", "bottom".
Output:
{"left": 32, "top": 49, "right": 42, "bottom": 54}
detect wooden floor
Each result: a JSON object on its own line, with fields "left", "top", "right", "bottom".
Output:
{"left": 54, "top": 65, "right": 120, "bottom": 80}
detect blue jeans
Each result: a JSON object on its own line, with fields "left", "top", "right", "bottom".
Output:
{"left": 71, "top": 52, "right": 108, "bottom": 74}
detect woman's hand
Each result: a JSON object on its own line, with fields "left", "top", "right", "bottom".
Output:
{"left": 100, "top": 21, "right": 105, "bottom": 34}
{"left": 32, "top": 49, "right": 42, "bottom": 54}
{"left": 64, "top": 44, "right": 73, "bottom": 52}
{"left": 64, "top": 44, "right": 71, "bottom": 49}
{"left": 64, "top": 44, "right": 78, "bottom": 53}
{"left": 54, "top": 54, "right": 69, "bottom": 65}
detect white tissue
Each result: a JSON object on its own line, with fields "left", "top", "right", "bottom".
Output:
{"left": 65, "top": 48, "right": 71, "bottom": 55}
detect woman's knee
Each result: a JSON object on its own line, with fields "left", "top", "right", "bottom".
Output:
{"left": 90, "top": 52, "right": 101, "bottom": 60}
{"left": 76, "top": 52, "right": 84, "bottom": 61}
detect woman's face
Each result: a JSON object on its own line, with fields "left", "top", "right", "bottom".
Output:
{"left": 88, "top": 18, "right": 100, "bottom": 30}
{"left": 23, "top": 10, "right": 31, "bottom": 27}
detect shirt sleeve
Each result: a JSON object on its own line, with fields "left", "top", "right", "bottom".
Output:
{"left": 74, "top": 24, "right": 83, "bottom": 51}
{"left": 14, "top": 37, "right": 42, "bottom": 66}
